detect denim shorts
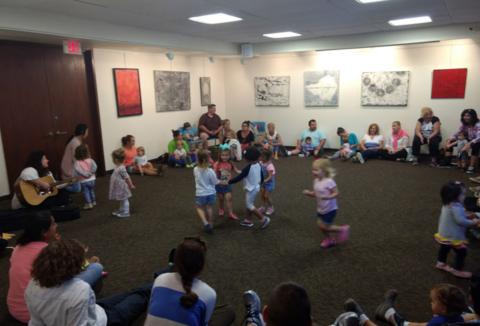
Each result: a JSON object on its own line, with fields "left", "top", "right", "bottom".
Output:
{"left": 263, "top": 178, "right": 275, "bottom": 193}
{"left": 195, "top": 194, "right": 216, "bottom": 206}
{"left": 215, "top": 184, "right": 232, "bottom": 194}
{"left": 317, "top": 210, "right": 337, "bottom": 225}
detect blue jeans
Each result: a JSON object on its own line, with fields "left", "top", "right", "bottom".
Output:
{"left": 81, "top": 180, "right": 96, "bottom": 204}
{"left": 65, "top": 182, "right": 81, "bottom": 193}
{"left": 97, "top": 282, "right": 152, "bottom": 326}
{"left": 77, "top": 262, "right": 103, "bottom": 286}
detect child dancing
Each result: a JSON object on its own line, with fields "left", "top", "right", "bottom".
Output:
{"left": 302, "top": 159, "right": 349, "bottom": 248}
{"left": 259, "top": 149, "right": 276, "bottom": 215}
{"left": 109, "top": 149, "right": 135, "bottom": 218}
{"left": 434, "top": 181, "right": 480, "bottom": 278}
{"left": 194, "top": 150, "right": 219, "bottom": 233}
{"left": 213, "top": 144, "right": 240, "bottom": 220}
{"left": 229, "top": 147, "right": 271, "bottom": 229}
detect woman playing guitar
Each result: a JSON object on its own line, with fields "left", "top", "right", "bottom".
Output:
{"left": 12, "top": 151, "right": 71, "bottom": 210}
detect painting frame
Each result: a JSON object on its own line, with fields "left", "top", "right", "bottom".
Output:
{"left": 361, "top": 71, "right": 410, "bottom": 107}
{"left": 154, "top": 71, "right": 191, "bottom": 112}
{"left": 304, "top": 70, "right": 340, "bottom": 107}
{"left": 431, "top": 68, "right": 468, "bottom": 99}
{"left": 254, "top": 76, "right": 290, "bottom": 107}
{"left": 112, "top": 68, "right": 143, "bottom": 118}
{"left": 200, "top": 77, "right": 211, "bottom": 107}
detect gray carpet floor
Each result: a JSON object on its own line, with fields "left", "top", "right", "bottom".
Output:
{"left": 1, "top": 157, "right": 479, "bottom": 325}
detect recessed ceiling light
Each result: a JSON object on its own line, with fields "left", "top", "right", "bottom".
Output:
{"left": 355, "top": 0, "right": 390, "bottom": 3}
{"left": 263, "top": 31, "right": 302, "bottom": 39}
{"left": 389, "top": 16, "right": 432, "bottom": 26}
{"left": 188, "top": 13, "right": 242, "bottom": 24}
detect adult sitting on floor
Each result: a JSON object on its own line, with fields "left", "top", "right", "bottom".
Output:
{"left": 288, "top": 119, "right": 326, "bottom": 158}
{"left": 379, "top": 121, "right": 409, "bottom": 161}
{"left": 60, "top": 123, "right": 89, "bottom": 193}
{"left": 11, "top": 151, "right": 71, "bottom": 211}
{"left": 411, "top": 107, "right": 442, "bottom": 166}
{"left": 219, "top": 119, "right": 242, "bottom": 161}
{"left": 121, "top": 134, "right": 139, "bottom": 173}
{"left": 7, "top": 212, "right": 104, "bottom": 324}
{"left": 445, "top": 109, "right": 480, "bottom": 174}
{"left": 145, "top": 236, "right": 235, "bottom": 326}
{"left": 25, "top": 238, "right": 151, "bottom": 326}
{"left": 237, "top": 121, "right": 256, "bottom": 153}
{"left": 167, "top": 130, "right": 196, "bottom": 167}
{"left": 199, "top": 104, "right": 223, "bottom": 145}
{"left": 354, "top": 123, "right": 384, "bottom": 164}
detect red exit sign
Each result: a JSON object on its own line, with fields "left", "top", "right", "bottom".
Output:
{"left": 63, "top": 40, "right": 82, "bottom": 55}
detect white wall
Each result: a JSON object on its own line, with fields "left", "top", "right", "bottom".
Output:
{"left": 224, "top": 39, "right": 480, "bottom": 148}
{"left": 0, "top": 129, "right": 10, "bottom": 195}
{"left": 93, "top": 48, "right": 226, "bottom": 170}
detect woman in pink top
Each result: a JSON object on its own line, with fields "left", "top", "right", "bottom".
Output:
{"left": 7, "top": 212, "right": 104, "bottom": 323}
{"left": 122, "top": 134, "right": 139, "bottom": 173}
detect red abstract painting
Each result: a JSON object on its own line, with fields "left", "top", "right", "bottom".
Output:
{"left": 431, "top": 68, "right": 467, "bottom": 99}
{"left": 113, "top": 68, "right": 143, "bottom": 117}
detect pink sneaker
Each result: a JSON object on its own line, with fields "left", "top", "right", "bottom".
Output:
{"left": 336, "top": 225, "right": 350, "bottom": 243}
{"left": 218, "top": 209, "right": 225, "bottom": 217}
{"left": 320, "top": 238, "right": 336, "bottom": 248}
{"left": 258, "top": 207, "right": 266, "bottom": 214}
{"left": 229, "top": 213, "right": 239, "bottom": 220}
{"left": 450, "top": 269, "right": 472, "bottom": 279}
{"left": 266, "top": 207, "right": 275, "bottom": 215}
{"left": 435, "top": 262, "right": 454, "bottom": 273}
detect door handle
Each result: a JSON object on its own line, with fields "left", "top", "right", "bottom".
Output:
{"left": 46, "top": 132, "right": 54, "bottom": 137}
{"left": 55, "top": 131, "right": 68, "bottom": 135}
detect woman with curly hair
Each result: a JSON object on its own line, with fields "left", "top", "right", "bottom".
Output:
{"left": 25, "top": 238, "right": 151, "bottom": 326}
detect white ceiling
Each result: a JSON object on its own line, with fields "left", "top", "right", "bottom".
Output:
{"left": 1, "top": 0, "right": 480, "bottom": 44}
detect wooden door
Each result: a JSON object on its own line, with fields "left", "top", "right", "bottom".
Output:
{"left": 0, "top": 42, "right": 105, "bottom": 193}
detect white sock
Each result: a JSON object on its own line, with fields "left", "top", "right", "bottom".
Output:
{"left": 403, "top": 322, "right": 409, "bottom": 326}
{"left": 385, "top": 308, "right": 396, "bottom": 321}
{"left": 359, "top": 314, "right": 369, "bottom": 325}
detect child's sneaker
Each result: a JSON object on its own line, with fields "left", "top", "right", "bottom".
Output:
{"left": 260, "top": 216, "right": 271, "bottom": 229}
{"left": 450, "top": 269, "right": 472, "bottom": 279}
{"left": 411, "top": 157, "right": 419, "bottom": 166}
{"left": 218, "top": 209, "right": 225, "bottom": 217}
{"left": 203, "top": 223, "right": 213, "bottom": 234}
{"left": 258, "top": 207, "right": 266, "bottom": 214}
{"left": 92, "top": 201, "right": 97, "bottom": 206}
{"left": 467, "top": 166, "right": 475, "bottom": 174}
{"left": 111, "top": 210, "right": 119, "bottom": 216}
{"left": 116, "top": 212, "right": 130, "bottom": 218}
{"left": 265, "top": 207, "right": 275, "bottom": 215}
{"left": 375, "top": 289, "right": 398, "bottom": 322}
{"left": 356, "top": 152, "right": 365, "bottom": 164}
{"left": 83, "top": 203, "right": 93, "bottom": 210}
{"left": 344, "top": 298, "right": 366, "bottom": 318}
{"left": 435, "top": 262, "right": 454, "bottom": 273}
{"left": 320, "top": 238, "right": 336, "bottom": 248}
{"left": 243, "top": 290, "right": 264, "bottom": 326}
{"left": 228, "top": 213, "right": 239, "bottom": 220}
{"left": 240, "top": 219, "right": 254, "bottom": 228}
{"left": 336, "top": 225, "right": 350, "bottom": 243}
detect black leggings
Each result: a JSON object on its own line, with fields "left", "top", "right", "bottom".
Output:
{"left": 411, "top": 135, "right": 441, "bottom": 158}
{"left": 445, "top": 140, "right": 480, "bottom": 156}
{"left": 438, "top": 244, "right": 467, "bottom": 270}
{"left": 379, "top": 149, "right": 408, "bottom": 161}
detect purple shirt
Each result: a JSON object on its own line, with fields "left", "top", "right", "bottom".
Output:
{"left": 451, "top": 122, "right": 480, "bottom": 143}
{"left": 314, "top": 178, "right": 338, "bottom": 215}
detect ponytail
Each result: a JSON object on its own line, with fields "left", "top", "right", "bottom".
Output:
{"left": 174, "top": 237, "right": 207, "bottom": 308}
{"left": 180, "top": 275, "right": 199, "bottom": 308}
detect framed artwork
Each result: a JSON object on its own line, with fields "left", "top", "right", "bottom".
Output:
{"left": 254, "top": 76, "right": 290, "bottom": 106}
{"left": 113, "top": 68, "right": 143, "bottom": 117}
{"left": 200, "top": 77, "right": 211, "bottom": 106}
{"left": 304, "top": 71, "right": 340, "bottom": 107}
{"left": 361, "top": 71, "right": 410, "bottom": 106}
{"left": 431, "top": 68, "right": 467, "bottom": 99}
{"left": 154, "top": 71, "right": 191, "bottom": 112}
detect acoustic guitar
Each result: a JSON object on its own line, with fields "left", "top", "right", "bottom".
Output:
{"left": 16, "top": 175, "right": 75, "bottom": 206}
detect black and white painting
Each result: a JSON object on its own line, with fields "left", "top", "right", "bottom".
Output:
{"left": 361, "top": 71, "right": 410, "bottom": 106}
{"left": 304, "top": 71, "right": 340, "bottom": 107}
{"left": 200, "top": 77, "right": 211, "bottom": 106}
{"left": 254, "top": 76, "right": 290, "bottom": 106}
{"left": 154, "top": 71, "right": 190, "bottom": 112}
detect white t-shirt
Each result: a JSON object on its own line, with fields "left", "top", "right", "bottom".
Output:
{"left": 11, "top": 167, "right": 48, "bottom": 210}
{"left": 134, "top": 155, "right": 148, "bottom": 166}
{"left": 194, "top": 167, "right": 219, "bottom": 197}
{"left": 362, "top": 134, "right": 384, "bottom": 149}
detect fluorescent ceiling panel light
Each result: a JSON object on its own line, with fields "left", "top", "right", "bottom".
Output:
{"left": 389, "top": 16, "right": 432, "bottom": 26}
{"left": 263, "top": 31, "right": 302, "bottom": 39}
{"left": 355, "top": 0, "right": 390, "bottom": 3}
{"left": 189, "top": 13, "right": 242, "bottom": 24}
